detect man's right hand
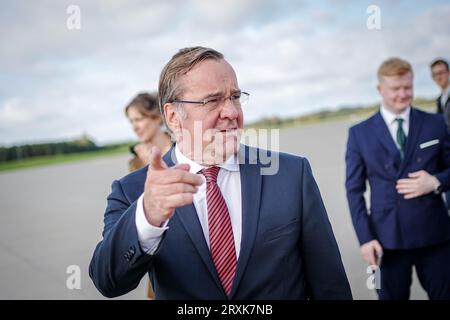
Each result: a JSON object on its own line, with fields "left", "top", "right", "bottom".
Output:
{"left": 360, "top": 240, "right": 384, "bottom": 266}
{"left": 143, "top": 146, "right": 204, "bottom": 227}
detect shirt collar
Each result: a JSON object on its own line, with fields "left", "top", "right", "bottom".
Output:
{"left": 442, "top": 86, "right": 450, "bottom": 100}
{"left": 174, "top": 144, "right": 240, "bottom": 174}
{"left": 380, "top": 104, "right": 411, "bottom": 125}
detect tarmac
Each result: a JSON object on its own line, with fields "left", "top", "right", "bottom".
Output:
{"left": 0, "top": 118, "right": 428, "bottom": 299}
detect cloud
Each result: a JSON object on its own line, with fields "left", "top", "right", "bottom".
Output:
{"left": 0, "top": 1, "right": 449, "bottom": 145}
{"left": 0, "top": 98, "right": 32, "bottom": 125}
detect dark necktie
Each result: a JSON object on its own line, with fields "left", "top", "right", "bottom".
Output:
{"left": 395, "top": 118, "right": 406, "bottom": 159}
{"left": 201, "top": 166, "right": 237, "bottom": 298}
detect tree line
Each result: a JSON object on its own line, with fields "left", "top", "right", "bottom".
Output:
{"left": 0, "top": 135, "right": 108, "bottom": 162}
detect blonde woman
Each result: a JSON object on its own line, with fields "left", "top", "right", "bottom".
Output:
{"left": 125, "top": 92, "right": 172, "bottom": 172}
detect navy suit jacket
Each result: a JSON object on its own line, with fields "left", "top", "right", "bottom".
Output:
{"left": 90, "top": 145, "right": 352, "bottom": 299}
{"left": 437, "top": 94, "right": 450, "bottom": 116}
{"left": 346, "top": 107, "right": 450, "bottom": 250}
{"left": 437, "top": 94, "right": 450, "bottom": 128}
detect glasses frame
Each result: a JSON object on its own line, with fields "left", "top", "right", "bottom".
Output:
{"left": 432, "top": 70, "right": 449, "bottom": 78}
{"left": 171, "top": 91, "right": 250, "bottom": 109}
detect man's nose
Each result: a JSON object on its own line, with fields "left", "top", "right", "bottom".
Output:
{"left": 220, "top": 98, "right": 239, "bottom": 119}
{"left": 399, "top": 89, "right": 409, "bottom": 98}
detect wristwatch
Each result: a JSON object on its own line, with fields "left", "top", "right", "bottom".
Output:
{"left": 434, "top": 182, "right": 443, "bottom": 195}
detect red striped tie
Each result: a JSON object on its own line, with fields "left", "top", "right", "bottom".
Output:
{"left": 202, "top": 166, "right": 237, "bottom": 298}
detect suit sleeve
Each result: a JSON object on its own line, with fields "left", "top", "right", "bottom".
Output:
{"left": 434, "top": 118, "right": 450, "bottom": 191}
{"left": 299, "top": 158, "right": 353, "bottom": 300}
{"left": 89, "top": 180, "right": 154, "bottom": 298}
{"left": 345, "top": 127, "right": 376, "bottom": 246}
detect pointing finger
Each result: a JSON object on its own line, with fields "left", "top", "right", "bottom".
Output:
{"left": 150, "top": 146, "right": 167, "bottom": 171}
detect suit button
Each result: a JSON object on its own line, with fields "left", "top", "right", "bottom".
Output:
{"left": 417, "top": 157, "right": 422, "bottom": 163}
{"left": 129, "top": 246, "right": 135, "bottom": 255}
{"left": 384, "top": 164, "right": 390, "bottom": 169}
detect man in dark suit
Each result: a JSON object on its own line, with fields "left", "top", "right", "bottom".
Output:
{"left": 431, "top": 58, "right": 450, "bottom": 123}
{"left": 431, "top": 58, "right": 450, "bottom": 209}
{"left": 89, "top": 47, "right": 352, "bottom": 299}
{"left": 346, "top": 57, "right": 450, "bottom": 300}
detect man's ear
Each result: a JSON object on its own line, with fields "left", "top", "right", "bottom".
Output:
{"left": 164, "top": 103, "right": 181, "bottom": 133}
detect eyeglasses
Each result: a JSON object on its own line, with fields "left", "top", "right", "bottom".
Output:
{"left": 172, "top": 91, "right": 250, "bottom": 110}
{"left": 432, "top": 70, "right": 449, "bottom": 78}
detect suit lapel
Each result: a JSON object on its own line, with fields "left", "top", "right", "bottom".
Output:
{"left": 162, "top": 146, "right": 224, "bottom": 295}
{"left": 229, "top": 145, "right": 262, "bottom": 298}
{"left": 437, "top": 95, "right": 442, "bottom": 113}
{"left": 399, "top": 108, "right": 424, "bottom": 176}
{"left": 175, "top": 205, "right": 224, "bottom": 294}
{"left": 162, "top": 144, "right": 176, "bottom": 167}
{"left": 372, "top": 111, "right": 402, "bottom": 170}
{"left": 445, "top": 95, "right": 450, "bottom": 111}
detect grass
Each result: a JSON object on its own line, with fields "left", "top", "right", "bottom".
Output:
{"left": 248, "top": 99, "right": 437, "bottom": 129}
{"left": 0, "top": 145, "right": 129, "bottom": 172}
{"left": 0, "top": 98, "right": 439, "bottom": 172}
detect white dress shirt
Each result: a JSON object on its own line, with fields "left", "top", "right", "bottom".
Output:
{"left": 380, "top": 105, "right": 410, "bottom": 150}
{"left": 135, "top": 145, "right": 242, "bottom": 257}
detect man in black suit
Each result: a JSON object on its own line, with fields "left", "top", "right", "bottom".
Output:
{"left": 431, "top": 58, "right": 450, "bottom": 124}
{"left": 431, "top": 58, "right": 450, "bottom": 209}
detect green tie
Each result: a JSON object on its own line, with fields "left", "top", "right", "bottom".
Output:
{"left": 395, "top": 118, "right": 406, "bottom": 159}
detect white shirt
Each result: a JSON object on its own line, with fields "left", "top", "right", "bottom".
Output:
{"left": 441, "top": 86, "right": 450, "bottom": 108}
{"left": 135, "top": 145, "right": 242, "bottom": 257}
{"left": 380, "top": 105, "right": 410, "bottom": 150}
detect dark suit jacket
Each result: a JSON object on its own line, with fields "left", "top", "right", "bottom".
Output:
{"left": 89, "top": 145, "right": 352, "bottom": 299}
{"left": 437, "top": 94, "right": 450, "bottom": 127}
{"left": 346, "top": 107, "right": 450, "bottom": 250}
{"left": 437, "top": 94, "right": 450, "bottom": 115}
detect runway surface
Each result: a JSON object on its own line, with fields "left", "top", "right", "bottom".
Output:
{"left": 0, "top": 118, "right": 428, "bottom": 299}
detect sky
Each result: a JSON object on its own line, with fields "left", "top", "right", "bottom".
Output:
{"left": 1, "top": 0, "right": 449, "bottom": 146}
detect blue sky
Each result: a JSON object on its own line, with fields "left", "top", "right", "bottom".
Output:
{"left": 1, "top": 0, "right": 449, "bottom": 146}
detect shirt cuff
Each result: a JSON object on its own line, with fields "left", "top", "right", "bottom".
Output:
{"left": 135, "top": 193, "right": 169, "bottom": 254}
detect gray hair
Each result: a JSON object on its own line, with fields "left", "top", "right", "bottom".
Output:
{"left": 158, "top": 46, "right": 224, "bottom": 128}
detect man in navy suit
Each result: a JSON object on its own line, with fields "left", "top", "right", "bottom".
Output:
{"left": 346, "top": 57, "right": 450, "bottom": 299}
{"left": 431, "top": 58, "right": 450, "bottom": 209}
{"left": 89, "top": 46, "right": 352, "bottom": 299}
{"left": 431, "top": 58, "right": 450, "bottom": 122}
